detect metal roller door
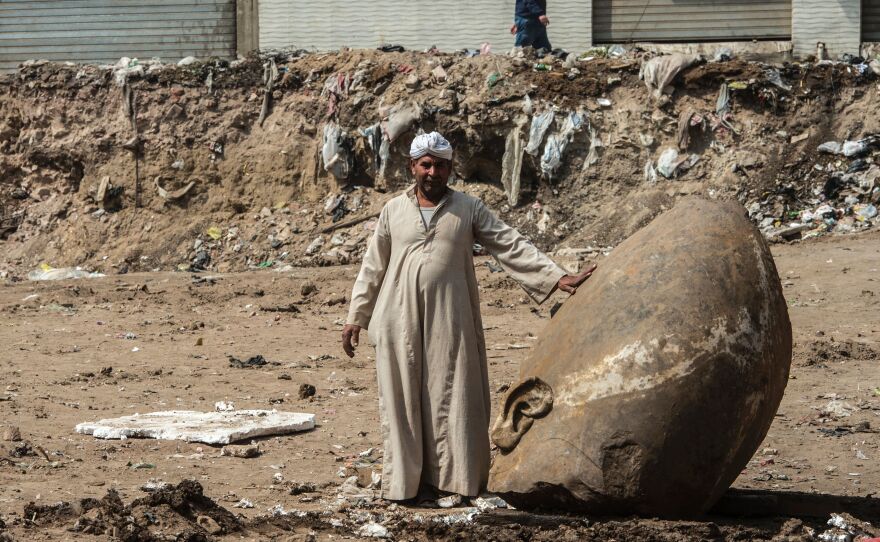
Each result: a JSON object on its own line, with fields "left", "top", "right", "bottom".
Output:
{"left": 864, "top": 0, "right": 880, "bottom": 40}
{"left": 593, "top": 0, "right": 791, "bottom": 43}
{"left": 0, "top": 0, "right": 235, "bottom": 73}
{"left": 258, "top": 0, "right": 592, "bottom": 54}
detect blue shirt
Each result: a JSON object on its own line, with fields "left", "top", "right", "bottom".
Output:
{"left": 515, "top": 0, "right": 546, "bottom": 18}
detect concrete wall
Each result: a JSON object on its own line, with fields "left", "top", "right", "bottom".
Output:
{"left": 258, "top": 0, "right": 592, "bottom": 54}
{"left": 792, "top": 0, "right": 860, "bottom": 58}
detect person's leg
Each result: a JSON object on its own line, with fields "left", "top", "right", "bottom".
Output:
{"left": 514, "top": 15, "right": 533, "bottom": 47}
{"left": 533, "top": 21, "right": 552, "bottom": 52}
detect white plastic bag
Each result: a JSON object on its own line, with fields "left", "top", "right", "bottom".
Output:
{"left": 525, "top": 110, "right": 555, "bottom": 156}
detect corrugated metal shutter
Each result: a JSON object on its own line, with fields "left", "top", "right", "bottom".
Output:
{"left": 0, "top": 0, "right": 235, "bottom": 73}
{"left": 259, "top": 0, "right": 592, "bottom": 54}
{"left": 593, "top": 0, "right": 791, "bottom": 43}
{"left": 793, "top": 0, "right": 859, "bottom": 57}
{"left": 864, "top": 0, "right": 880, "bottom": 40}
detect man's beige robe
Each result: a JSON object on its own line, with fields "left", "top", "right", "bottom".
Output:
{"left": 346, "top": 186, "right": 565, "bottom": 500}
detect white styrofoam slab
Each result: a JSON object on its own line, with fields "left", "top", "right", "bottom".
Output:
{"left": 75, "top": 410, "right": 315, "bottom": 445}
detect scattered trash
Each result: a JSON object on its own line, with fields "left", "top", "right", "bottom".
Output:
{"left": 473, "top": 495, "right": 509, "bottom": 511}
{"left": 581, "top": 126, "right": 603, "bottom": 171}
{"left": 214, "top": 401, "right": 235, "bottom": 412}
{"left": 377, "top": 44, "right": 405, "bottom": 53}
{"left": 713, "top": 47, "right": 733, "bottom": 62}
{"left": 437, "top": 494, "right": 463, "bottom": 508}
{"left": 27, "top": 265, "right": 105, "bottom": 281}
{"left": 155, "top": 178, "right": 195, "bottom": 201}
{"left": 381, "top": 101, "right": 421, "bottom": 142}
{"left": 229, "top": 355, "right": 277, "bottom": 369}
{"left": 716, "top": 83, "right": 730, "bottom": 116}
{"left": 764, "top": 68, "right": 791, "bottom": 91}
{"left": 821, "top": 400, "right": 856, "bottom": 418}
{"left": 298, "top": 384, "right": 317, "bottom": 399}
{"left": 233, "top": 499, "right": 254, "bottom": 509}
{"left": 525, "top": 109, "right": 555, "bottom": 155}
{"left": 540, "top": 110, "right": 586, "bottom": 178}
{"left": 206, "top": 226, "right": 222, "bottom": 240}
{"left": 75, "top": 410, "right": 316, "bottom": 445}
{"left": 322, "top": 121, "right": 352, "bottom": 180}
{"left": 306, "top": 236, "right": 324, "bottom": 255}
{"left": 655, "top": 148, "right": 699, "bottom": 179}
{"left": 639, "top": 54, "right": 701, "bottom": 99}
{"left": 816, "top": 513, "right": 877, "bottom": 542}
{"left": 357, "top": 522, "right": 389, "bottom": 538}
{"left": 500, "top": 116, "right": 527, "bottom": 206}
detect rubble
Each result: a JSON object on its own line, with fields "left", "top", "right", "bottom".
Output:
{"left": 1, "top": 48, "right": 880, "bottom": 278}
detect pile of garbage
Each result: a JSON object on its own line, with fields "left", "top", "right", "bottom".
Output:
{"left": 3, "top": 44, "right": 880, "bottom": 276}
{"left": 747, "top": 135, "right": 880, "bottom": 242}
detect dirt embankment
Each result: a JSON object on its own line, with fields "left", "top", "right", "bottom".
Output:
{"left": 1, "top": 50, "right": 880, "bottom": 279}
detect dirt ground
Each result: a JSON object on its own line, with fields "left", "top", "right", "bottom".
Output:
{"left": 0, "top": 228, "right": 878, "bottom": 541}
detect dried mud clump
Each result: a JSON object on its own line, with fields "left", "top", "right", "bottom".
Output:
{"left": 22, "top": 480, "right": 240, "bottom": 541}
{"left": 800, "top": 339, "right": 880, "bottom": 366}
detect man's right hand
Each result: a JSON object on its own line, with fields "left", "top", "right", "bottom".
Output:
{"left": 510, "top": 23, "right": 517, "bottom": 34}
{"left": 539, "top": 14, "right": 549, "bottom": 26}
{"left": 342, "top": 324, "right": 361, "bottom": 358}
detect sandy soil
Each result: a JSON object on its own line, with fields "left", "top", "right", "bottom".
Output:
{"left": 0, "top": 229, "right": 878, "bottom": 540}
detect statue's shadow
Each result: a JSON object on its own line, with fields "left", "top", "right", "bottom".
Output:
{"left": 477, "top": 489, "right": 879, "bottom": 530}
{"left": 710, "top": 488, "right": 879, "bottom": 521}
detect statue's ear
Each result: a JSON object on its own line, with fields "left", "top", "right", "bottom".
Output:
{"left": 491, "top": 377, "right": 553, "bottom": 452}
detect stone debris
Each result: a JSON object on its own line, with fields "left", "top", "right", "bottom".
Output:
{"left": 357, "top": 522, "right": 390, "bottom": 538}
{"left": 75, "top": 410, "right": 315, "bottom": 445}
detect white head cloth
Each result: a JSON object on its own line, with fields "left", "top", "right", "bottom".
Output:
{"left": 409, "top": 132, "right": 453, "bottom": 161}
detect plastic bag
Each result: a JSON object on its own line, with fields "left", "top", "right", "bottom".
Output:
{"left": 818, "top": 141, "right": 842, "bottom": 154}
{"left": 359, "top": 123, "right": 383, "bottom": 176}
{"left": 28, "top": 266, "right": 105, "bottom": 281}
{"left": 322, "top": 122, "right": 351, "bottom": 180}
{"left": 540, "top": 111, "right": 585, "bottom": 178}
{"left": 656, "top": 148, "right": 699, "bottom": 178}
{"left": 525, "top": 110, "right": 555, "bottom": 156}
{"left": 639, "top": 54, "right": 701, "bottom": 99}
{"left": 381, "top": 102, "right": 421, "bottom": 142}
{"left": 500, "top": 117, "right": 527, "bottom": 206}
{"left": 582, "top": 126, "right": 603, "bottom": 171}
{"left": 843, "top": 139, "right": 869, "bottom": 158}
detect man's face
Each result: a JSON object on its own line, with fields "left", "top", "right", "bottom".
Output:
{"left": 410, "top": 155, "right": 451, "bottom": 200}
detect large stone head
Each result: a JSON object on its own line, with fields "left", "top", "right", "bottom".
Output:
{"left": 488, "top": 198, "right": 792, "bottom": 516}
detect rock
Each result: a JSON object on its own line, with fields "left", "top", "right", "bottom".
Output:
{"left": 196, "top": 515, "right": 222, "bottom": 535}
{"left": 220, "top": 445, "right": 261, "bottom": 458}
{"left": 325, "top": 293, "right": 346, "bottom": 306}
{"left": 298, "top": 384, "right": 316, "bottom": 399}
{"left": 3, "top": 426, "right": 21, "bottom": 441}
{"left": 301, "top": 280, "right": 318, "bottom": 297}
{"left": 488, "top": 198, "right": 792, "bottom": 516}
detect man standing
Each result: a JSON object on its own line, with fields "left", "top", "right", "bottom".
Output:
{"left": 341, "top": 132, "right": 594, "bottom": 503}
{"left": 510, "top": 0, "right": 552, "bottom": 52}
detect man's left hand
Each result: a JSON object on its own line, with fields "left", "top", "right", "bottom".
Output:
{"left": 557, "top": 264, "right": 597, "bottom": 295}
